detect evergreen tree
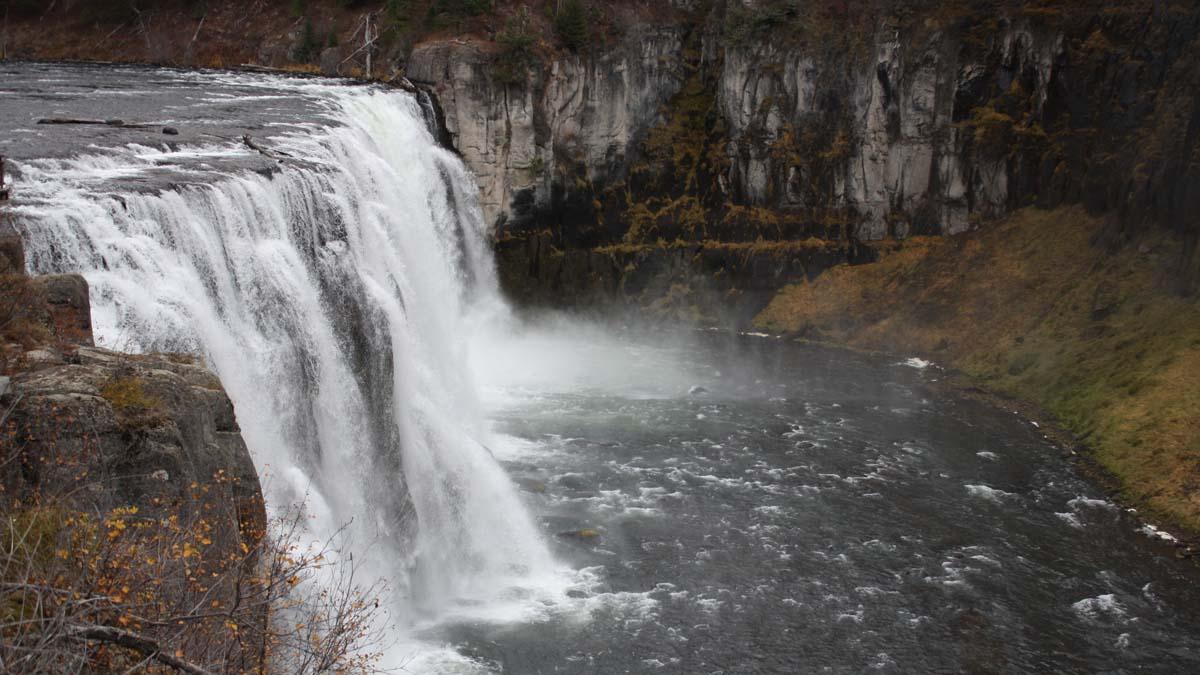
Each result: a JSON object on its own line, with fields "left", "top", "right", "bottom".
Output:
{"left": 555, "top": 0, "right": 589, "bottom": 53}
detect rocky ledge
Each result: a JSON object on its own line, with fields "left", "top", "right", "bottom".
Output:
{"left": 1, "top": 221, "right": 264, "bottom": 591}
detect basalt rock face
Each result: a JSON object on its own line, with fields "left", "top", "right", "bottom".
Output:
{"left": 408, "top": 25, "right": 689, "bottom": 238}
{"left": 3, "top": 347, "right": 263, "bottom": 544}
{"left": 412, "top": 1, "right": 1200, "bottom": 307}
{"left": 716, "top": 3, "right": 1200, "bottom": 247}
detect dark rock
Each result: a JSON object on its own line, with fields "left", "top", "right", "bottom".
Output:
{"left": 514, "top": 477, "right": 547, "bottom": 493}
{"left": 0, "top": 224, "right": 25, "bottom": 274}
{"left": 32, "top": 274, "right": 93, "bottom": 346}
{"left": 3, "top": 345, "right": 264, "bottom": 558}
{"left": 319, "top": 47, "right": 342, "bottom": 77}
{"left": 555, "top": 474, "right": 591, "bottom": 490}
{"left": 557, "top": 528, "right": 601, "bottom": 541}
{"left": 162, "top": 126, "right": 179, "bottom": 135}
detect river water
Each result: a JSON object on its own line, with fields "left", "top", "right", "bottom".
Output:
{"left": 457, "top": 325, "right": 1200, "bottom": 673}
{"left": 3, "top": 64, "right": 1199, "bottom": 673}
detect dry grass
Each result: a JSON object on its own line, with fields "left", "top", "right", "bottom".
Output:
{"left": 756, "top": 206, "right": 1200, "bottom": 531}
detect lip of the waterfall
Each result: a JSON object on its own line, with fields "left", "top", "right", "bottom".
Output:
{"left": 0, "top": 62, "right": 390, "bottom": 168}
{"left": 2, "top": 77, "right": 423, "bottom": 200}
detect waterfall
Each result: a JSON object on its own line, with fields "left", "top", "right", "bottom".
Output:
{"left": 9, "top": 80, "right": 558, "bottom": 638}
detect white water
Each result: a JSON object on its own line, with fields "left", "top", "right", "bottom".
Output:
{"left": 11, "top": 78, "right": 563, "bottom": 667}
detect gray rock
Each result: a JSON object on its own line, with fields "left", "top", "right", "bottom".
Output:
{"left": 32, "top": 274, "right": 93, "bottom": 346}
{"left": 3, "top": 345, "right": 264, "bottom": 564}
{"left": 320, "top": 47, "right": 342, "bottom": 77}
{"left": 408, "top": 25, "right": 688, "bottom": 230}
{"left": 0, "top": 225, "right": 25, "bottom": 274}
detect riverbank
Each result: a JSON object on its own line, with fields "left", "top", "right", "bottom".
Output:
{"left": 756, "top": 206, "right": 1200, "bottom": 537}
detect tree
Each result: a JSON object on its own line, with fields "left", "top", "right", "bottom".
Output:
{"left": 494, "top": 6, "right": 536, "bottom": 85}
{"left": 554, "top": 0, "right": 589, "bottom": 52}
{"left": 292, "top": 17, "right": 320, "bottom": 63}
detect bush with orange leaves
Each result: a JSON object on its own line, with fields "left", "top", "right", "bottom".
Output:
{"left": 0, "top": 431, "right": 392, "bottom": 674}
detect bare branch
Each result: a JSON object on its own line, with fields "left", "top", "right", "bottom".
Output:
{"left": 67, "top": 624, "right": 216, "bottom": 675}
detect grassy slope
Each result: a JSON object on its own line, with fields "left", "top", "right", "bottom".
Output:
{"left": 756, "top": 206, "right": 1200, "bottom": 532}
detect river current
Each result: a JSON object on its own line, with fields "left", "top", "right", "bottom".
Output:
{"left": 3, "top": 63, "right": 1198, "bottom": 673}
{"left": 462, "top": 325, "right": 1200, "bottom": 673}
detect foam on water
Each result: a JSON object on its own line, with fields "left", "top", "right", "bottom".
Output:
{"left": 964, "top": 484, "right": 1018, "bottom": 503}
{"left": 1072, "top": 594, "right": 1126, "bottom": 621}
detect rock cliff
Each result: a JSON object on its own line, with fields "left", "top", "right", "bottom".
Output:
{"left": 403, "top": 1, "right": 1200, "bottom": 307}
{"left": 408, "top": 24, "right": 689, "bottom": 234}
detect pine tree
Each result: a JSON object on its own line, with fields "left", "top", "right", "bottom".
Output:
{"left": 555, "top": 0, "right": 589, "bottom": 53}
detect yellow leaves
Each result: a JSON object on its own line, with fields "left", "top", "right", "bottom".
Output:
{"left": 117, "top": 615, "right": 130, "bottom": 626}
{"left": 105, "top": 519, "right": 126, "bottom": 539}
{"left": 104, "top": 505, "right": 137, "bottom": 538}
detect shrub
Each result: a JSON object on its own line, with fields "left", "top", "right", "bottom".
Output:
{"left": 99, "top": 374, "right": 170, "bottom": 430}
{"left": 0, "top": 273, "right": 48, "bottom": 372}
{"left": 0, "top": 481, "right": 387, "bottom": 673}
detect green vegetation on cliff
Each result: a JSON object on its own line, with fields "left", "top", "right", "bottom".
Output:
{"left": 756, "top": 206, "right": 1200, "bottom": 532}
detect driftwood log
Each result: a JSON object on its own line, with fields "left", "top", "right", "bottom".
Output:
{"left": 37, "top": 118, "right": 156, "bottom": 129}
{"left": 241, "top": 135, "right": 294, "bottom": 161}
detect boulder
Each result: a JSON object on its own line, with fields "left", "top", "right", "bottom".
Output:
{"left": 320, "top": 47, "right": 342, "bottom": 77}
{"left": 32, "top": 273, "right": 93, "bottom": 346}
{"left": 1, "top": 346, "right": 264, "bottom": 550}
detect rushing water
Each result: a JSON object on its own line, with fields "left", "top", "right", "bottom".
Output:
{"left": 4, "top": 64, "right": 1200, "bottom": 673}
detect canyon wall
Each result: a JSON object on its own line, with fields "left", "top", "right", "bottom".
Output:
{"left": 401, "top": 1, "right": 1200, "bottom": 307}
{"left": 407, "top": 24, "right": 689, "bottom": 234}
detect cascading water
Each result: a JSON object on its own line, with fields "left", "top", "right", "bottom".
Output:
{"left": 9, "top": 76, "right": 560, "bottom": 657}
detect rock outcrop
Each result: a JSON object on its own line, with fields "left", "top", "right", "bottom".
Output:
{"left": 2, "top": 346, "right": 263, "bottom": 544}
{"left": 408, "top": 23, "right": 689, "bottom": 233}
{"left": 715, "top": 3, "right": 1200, "bottom": 245}
{"left": 0, "top": 221, "right": 264, "bottom": 592}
